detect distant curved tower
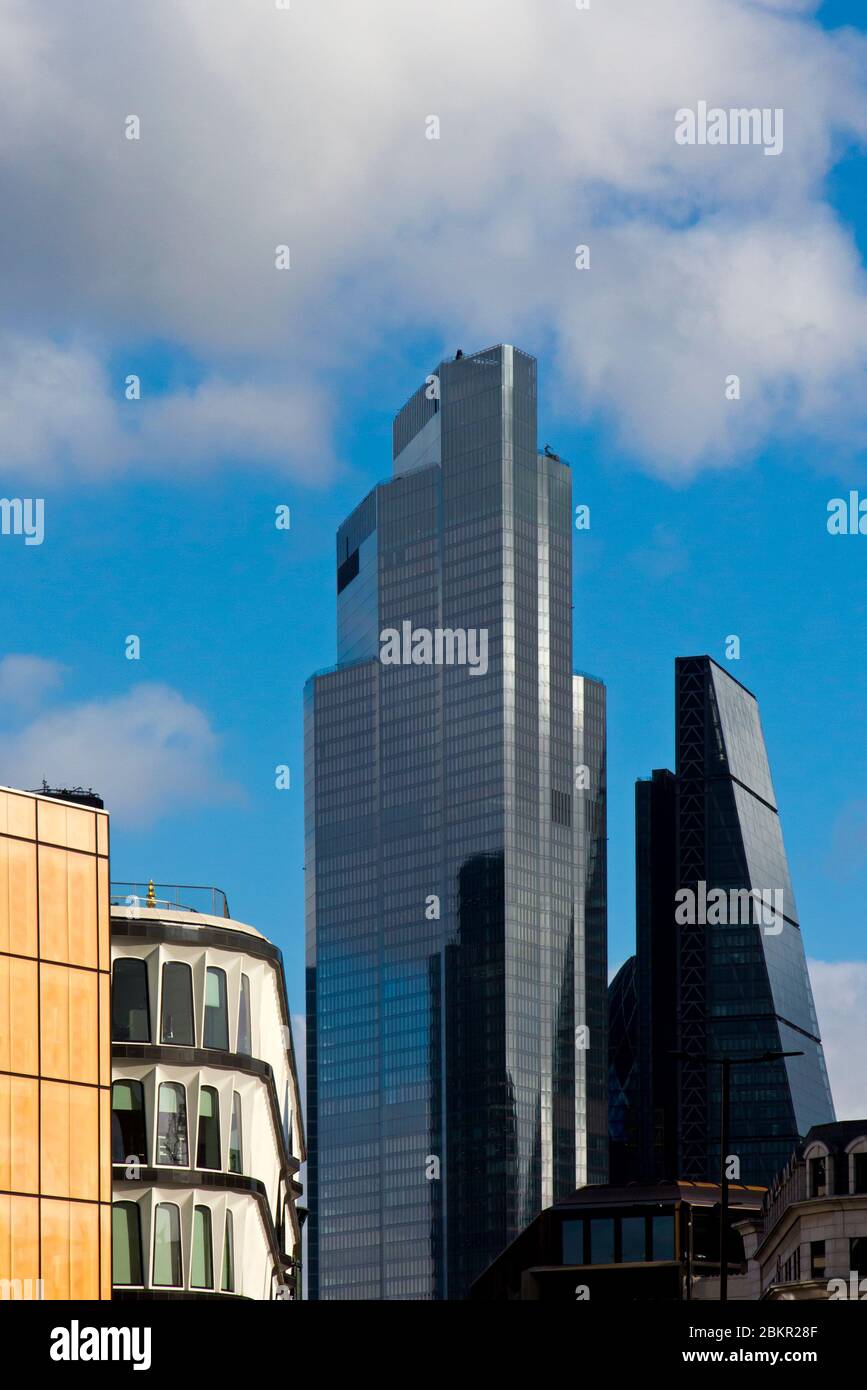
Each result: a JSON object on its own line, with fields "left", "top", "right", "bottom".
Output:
{"left": 608, "top": 956, "right": 639, "bottom": 1184}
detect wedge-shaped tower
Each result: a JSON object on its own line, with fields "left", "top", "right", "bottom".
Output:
{"left": 637, "top": 657, "right": 834, "bottom": 1187}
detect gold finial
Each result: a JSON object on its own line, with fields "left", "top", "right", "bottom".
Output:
{"left": 146, "top": 879, "right": 156, "bottom": 907}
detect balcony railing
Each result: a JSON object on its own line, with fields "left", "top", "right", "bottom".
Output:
{"left": 110, "top": 881, "right": 230, "bottom": 919}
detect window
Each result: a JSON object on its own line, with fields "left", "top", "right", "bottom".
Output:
{"left": 851, "top": 1237, "right": 867, "bottom": 1278}
{"left": 111, "top": 958, "right": 150, "bottom": 1042}
{"left": 588, "top": 1218, "right": 615, "bottom": 1265}
{"left": 561, "top": 1219, "right": 583, "bottom": 1264}
{"left": 853, "top": 1152, "right": 867, "bottom": 1194}
{"left": 160, "top": 961, "right": 194, "bottom": 1045}
{"left": 153, "top": 1203, "right": 182, "bottom": 1287}
{"left": 221, "top": 1209, "right": 235, "bottom": 1293}
{"left": 651, "top": 1215, "right": 675, "bottom": 1261}
{"left": 191, "top": 1206, "right": 214, "bottom": 1289}
{"left": 238, "top": 974, "right": 252, "bottom": 1054}
{"left": 810, "top": 1240, "right": 826, "bottom": 1280}
{"left": 112, "top": 1202, "right": 143, "bottom": 1286}
{"left": 197, "top": 1086, "right": 221, "bottom": 1170}
{"left": 229, "top": 1092, "right": 243, "bottom": 1174}
{"left": 808, "top": 1155, "right": 827, "bottom": 1198}
{"left": 204, "top": 967, "right": 229, "bottom": 1050}
{"left": 111, "top": 1079, "right": 147, "bottom": 1165}
{"left": 156, "top": 1082, "right": 189, "bottom": 1166}
{"left": 621, "top": 1216, "right": 646, "bottom": 1262}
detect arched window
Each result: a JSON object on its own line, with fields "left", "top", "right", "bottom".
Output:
{"left": 156, "top": 1081, "right": 189, "bottom": 1166}
{"left": 221, "top": 1209, "right": 235, "bottom": 1293}
{"left": 153, "top": 1203, "right": 182, "bottom": 1287}
{"left": 204, "top": 966, "right": 229, "bottom": 1050}
{"left": 848, "top": 1137, "right": 867, "bottom": 1194}
{"left": 238, "top": 974, "right": 252, "bottom": 1054}
{"left": 197, "top": 1086, "right": 221, "bottom": 1170}
{"left": 807, "top": 1148, "right": 829, "bottom": 1197}
{"left": 160, "top": 961, "right": 194, "bottom": 1046}
{"left": 191, "top": 1206, "right": 214, "bottom": 1290}
{"left": 111, "top": 958, "right": 150, "bottom": 1042}
{"left": 111, "top": 1079, "right": 147, "bottom": 1166}
{"left": 229, "top": 1092, "right": 243, "bottom": 1174}
{"left": 112, "top": 1201, "right": 143, "bottom": 1286}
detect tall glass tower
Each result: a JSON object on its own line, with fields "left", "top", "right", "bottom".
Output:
{"left": 636, "top": 657, "right": 835, "bottom": 1188}
{"left": 305, "top": 345, "right": 608, "bottom": 1300}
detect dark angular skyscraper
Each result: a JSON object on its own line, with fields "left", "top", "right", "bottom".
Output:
{"left": 636, "top": 657, "right": 835, "bottom": 1188}
{"left": 305, "top": 345, "right": 608, "bottom": 1300}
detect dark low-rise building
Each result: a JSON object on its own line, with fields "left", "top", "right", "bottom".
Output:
{"left": 471, "top": 1179, "right": 765, "bottom": 1301}
{"left": 473, "top": 1121, "right": 867, "bottom": 1302}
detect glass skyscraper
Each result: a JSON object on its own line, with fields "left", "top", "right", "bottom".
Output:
{"left": 305, "top": 344, "right": 608, "bottom": 1300}
{"left": 635, "top": 657, "right": 835, "bottom": 1188}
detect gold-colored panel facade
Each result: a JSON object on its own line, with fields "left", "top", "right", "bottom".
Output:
{"left": 0, "top": 788, "right": 110, "bottom": 1301}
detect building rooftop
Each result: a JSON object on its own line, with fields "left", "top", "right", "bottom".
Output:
{"left": 111, "top": 876, "right": 269, "bottom": 938}
{"left": 110, "top": 881, "right": 232, "bottom": 922}
{"left": 2, "top": 781, "right": 105, "bottom": 810}
{"left": 553, "top": 1179, "right": 766, "bottom": 1211}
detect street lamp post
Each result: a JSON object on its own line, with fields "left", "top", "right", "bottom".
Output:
{"left": 672, "top": 1049, "right": 803, "bottom": 1301}
{"left": 719, "top": 1056, "right": 730, "bottom": 1303}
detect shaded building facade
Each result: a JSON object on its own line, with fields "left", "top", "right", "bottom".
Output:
{"left": 636, "top": 657, "right": 835, "bottom": 1188}
{"left": 305, "top": 345, "right": 608, "bottom": 1300}
{"left": 0, "top": 785, "right": 112, "bottom": 1300}
{"left": 607, "top": 955, "right": 639, "bottom": 1186}
{"left": 745, "top": 1119, "right": 867, "bottom": 1299}
{"left": 471, "top": 1177, "right": 766, "bottom": 1301}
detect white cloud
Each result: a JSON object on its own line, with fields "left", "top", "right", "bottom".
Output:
{"left": 809, "top": 959, "right": 867, "bottom": 1120}
{"left": 0, "top": 654, "right": 64, "bottom": 710}
{"left": 0, "top": 336, "right": 334, "bottom": 481}
{"left": 0, "top": 681, "right": 237, "bottom": 824}
{"left": 0, "top": 0, "right": 866, "bottom": 476}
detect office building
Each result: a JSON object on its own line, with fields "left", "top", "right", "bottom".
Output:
{"left": 471, "top": 1177, "right": 766, "bottom": 1300}
{"left": 305, "top": 344, "right": 608, "bottom": 1300}
{"left": 110, "top": 881, "right": 305, "bottom": 1299}
{"left": 474, "top": 1120, "right": 867, "bottom": 1301}
{"left": 0, "top": 784, "right": 112, "bottom": 1301}
{"left": 635, "top": 657, "right": 835, "bottom": 1187}
{"left": 739, "top": 1119, "right": 867, "bottom": 1299}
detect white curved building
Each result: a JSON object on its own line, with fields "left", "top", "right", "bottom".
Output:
{"left": 109, "top": 883, "right": 305, "bottom": 1300}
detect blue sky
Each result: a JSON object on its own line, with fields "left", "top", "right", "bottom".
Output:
{"left": 1, "top": 0, "right": 866, "bottom": 1113}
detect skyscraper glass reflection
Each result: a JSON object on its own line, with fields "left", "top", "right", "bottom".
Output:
{"left": 305, "top": 345, "right": 608, "bottom": 1300}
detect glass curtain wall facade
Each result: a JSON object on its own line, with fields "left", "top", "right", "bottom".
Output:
{"left": 305, "top": 345, "right": 608, "bottom": 1301}
{"left": 637, "top": 658, "right": 835, "bottom": 1188}
{"left": 574, "top": 674, "right": 608, "bottom": 1187}
{"left": 0, "top": 786, "right": 112, "bottom": 1300}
